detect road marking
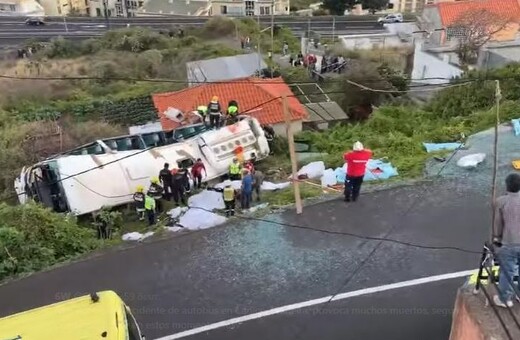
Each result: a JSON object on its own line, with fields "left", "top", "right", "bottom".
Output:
{"left": 155, "top": 269, "right": 476, "bottom": 340}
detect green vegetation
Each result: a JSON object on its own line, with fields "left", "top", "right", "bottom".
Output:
{"left": 0, "top": 203, "right": 101, "bottom": 281}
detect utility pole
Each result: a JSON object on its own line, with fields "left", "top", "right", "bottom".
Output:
{"left": 62, "top": 4, "right": 69, "bottom": 33}
{"left": 257, "top": 14, "right": 261, "bottom": 75}
{"left": 491, "top": 80, "right": 501, "bottom": 239}
{"left": 283, "top": 95, "right": 302, "bottom": 215}
{"left": 270, "top": 0, "right": 274, "bottom": 56}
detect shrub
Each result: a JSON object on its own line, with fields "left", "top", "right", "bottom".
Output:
{"left": 0, "top": 203, "right": 101, "bottom": 280}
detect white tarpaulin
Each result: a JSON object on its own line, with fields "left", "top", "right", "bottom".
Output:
{"left": 457, "top": 153, "right": 486, "bottom": 168}
{"left": 261, "top": 181, "right": 291, "bottom": 190}
{"left": 321, "top": 168, "right": 337, "bottom": 187}
{"left": 188, "top": 190, "right": 225, "bottom": 210}
{"left": 167, "top": 206, "right": 188, "bottom": 218}
{"left": 297, "top": 161, "right": 325, "bottom": 179}
{"left": 178, "top": 208, "right": 227, "bottom": 230}
{"left": 214, "top": 180, "right": 242, "bottom": 190}
{"left": 122, "top": 231, "right": 154, "bottom": 241}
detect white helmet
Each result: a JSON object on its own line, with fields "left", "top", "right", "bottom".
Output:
{"left": 353, "top": 141, "right": 364, "bottom": 151}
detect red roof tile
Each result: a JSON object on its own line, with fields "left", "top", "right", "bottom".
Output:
{"left": 434, "top": 0, "right": 520, "bottom": 27}
{"left": 153, "top": 77, "right": 308, "bottom": 130}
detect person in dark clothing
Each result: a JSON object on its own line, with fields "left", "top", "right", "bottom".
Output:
{"left": 262, "top": 124, "right": 275, "bottom": 154}
{"left": 133, "top": 185, "right": 146, "bottom": 221}
{"left": 181, "top": 167, "right": 191, "bottom": 194}
{"left": 208, "top": 180, "right": 236, "bottom": 217}
{"left": 227, "top": 100, "right": 239, "bottom": 125}
{"left": 207, "top": 96, "right": 222, "bottom": 129}
{"left": 144, "top": 192, "right": 156, "bottom": 226}
{"left": 241, "top": 170, "right": 253, "bottom": 209}
{"left": 148, "top": 177, "right": 164, "bottom": 212}
{"left": 253, "top": 170, "right": 265, "bottom": 201}
{"left": 159, "top": 163, "right": 173, "bottom": 200}
{"left": 171, "top": 169, "right": 187, "bottom": 206}
{"left": 191, "top": 158, "right": 207, "bottom": 189}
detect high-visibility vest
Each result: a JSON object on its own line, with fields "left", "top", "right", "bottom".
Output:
{"left": 144, "top": 195, "right": 156, "bottom": 210}
{"left": 197, "top": 105, "right": 208, "bottom": 115}
{"left": 223, "top": 187, "right": 235, "bottom": 201}
{"left": 227, "top": 105, "right": 238, "bottom": 116}
{"left": 229, "top": 163, "right": 241, "bottom": 175}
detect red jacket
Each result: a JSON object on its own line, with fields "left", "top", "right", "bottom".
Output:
{"left": 191, "top": 162, "right": 206, "bottom": 176}
{"left": 344, "top": 150, "right": 372, "bottom": 177}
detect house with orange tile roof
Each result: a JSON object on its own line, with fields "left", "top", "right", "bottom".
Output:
{"left": 152, "top": 77, "right": 309, "bottom": 137}
{"left": 419, "top": 0, "right": 520, "bottom": 67}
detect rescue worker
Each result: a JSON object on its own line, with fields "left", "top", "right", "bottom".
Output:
{"left": 229, "top": 158, "right": 242, "bottom": 181}
{"left": 244, "top": 159, "right": 255, "bottom": 174}
{"left": 191, "top": 158, "right": 207, "bottom": 189}
{"left": 159, "top": 163, "right": 173, "bottom": 200}
{"left": 181, "top": 166, "right": 191, "bottom": 194}
{"left": 262, "top": 124, "right": 275, "bottom": 154}
{"left": 171, "top": 168, "right": 187, "bottom": 206}
{"left": 343, "top": 141, "right": 372, "bottom": 202}
{"left": 241, "top": 169, "right": 253, "bottom": 209}
{"left": 207, "top": 96, "right": 222, "bottom": 129}
{"left": 197, "top": 105, "right": 208, "bottom": 124}
{"left": 148, "top": 177, "right": 164, "bottom": 212}
{"left": 144, "top": 191, "right": 156, "bottom": 226}
{"left": 226, "top": 100, "right": 239, "bottom": 125}
{"left": 133, "top": 185, "right": 146, "bottom": 221}
{"left": 208, "top": 180, "right": 236, "bottom": 217}
{"left": 252, "top": 170, "right": 265, "bottom": 202}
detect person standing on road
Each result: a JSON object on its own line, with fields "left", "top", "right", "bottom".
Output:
{"left": 253, "top": 170, "right": 265, "bottom": 201}
{"left": 343, "top": 141, "right": 372, "bottom": 202}
{"left": 241, "top": 169, "right": 253, "bottom": 209}
{"left": 133, "top": 185, "right": 146, "bottom": 221}
{"left": 144, "top": 191, "right": 156, "bottom": 226}
{"left": 493, "top": 173, "right": 520, "bottom": 308}
{"left": 208, "top": 181, "right": 237, "bottom": 217}
{"left": 229, "top": 158, "right": 242, "bottom": 181}
{"left": 148, "top": 177, "right": 164, "bottom": 212}
{"left": 171, "top": 169, "right": 187, "bottom": 206}
{"left": 191, "top": 158, "right": 207, "bottom": 189}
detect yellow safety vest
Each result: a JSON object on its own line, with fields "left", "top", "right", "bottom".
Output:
{"left": 223, "top": 187, "right": 234, "bottom": 201}
{"left": 144, "top": 195, "right": 156, "bottom": 210}
{"left": 227, "top": 105, "right": 238, "bottom": 115}
{"left": 229, "top": 163, "right": 240, "bottom": 175}
{"left": 197, "top": 106, "right": 207, "bottom": 115}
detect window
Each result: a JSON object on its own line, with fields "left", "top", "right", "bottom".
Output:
{"left": 260, "top": 6, "right": 270, "bottom": 15}
{"left": 96, "top": 7, "right": 101, "bottom": 16}
{"left": 177, "top": 158, "right": 194, "bottom": 169}
{"left": 103, "top": 136, "right": 145, "bottom": 151}
{"left": 245, "top": 1, "right": 254, "bottom": 16}
{"left": 141, "top": 132, "right": 165, "bottom": 147}
{"left": 220, "top": 5, "right": 227, "bottom": 14}
{"left": 85, "top": 0, "right": 88, "bottom": 6}
{"left": 69, "top": 142, "right": 105, "bottom": 155}
{"left": 9, "top": 4, "right": 15, "bottom": 11}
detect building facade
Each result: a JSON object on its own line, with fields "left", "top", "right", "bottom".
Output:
{"left": 388, "top": 0, "right": 459, "bottom": 13}
{"left": 38, "top": 0, "right": 90, "bottom": 16}
{"left": 209, "top": 0, "right": 289, "bottom": 16}
{"left": 0, "top": 0, "right": 44, "bottom": 16}
{"left": 89, "top": 0, "right": 143, "bottom": 17}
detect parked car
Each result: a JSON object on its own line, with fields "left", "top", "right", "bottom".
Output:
{"left": 377, "top": 13, "right": 403, "bottom": 23}
{"left": 25, "top": 17, "right": 45, "bottom": 26}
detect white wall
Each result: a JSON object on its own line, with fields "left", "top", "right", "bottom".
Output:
{"left": 272, "top": 120, "right": 302, "bottom": 138}
{"left": 411, "top": 43, "right": 463, "bottom": 85}
{"left": 340, "top": 34, "right": 403, "bottom": 50}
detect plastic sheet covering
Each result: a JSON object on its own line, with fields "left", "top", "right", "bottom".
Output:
{"left": 334, "top": 159, "right": 398, "bottom": 182}
{"left": 188, "top": 190, "right": 225, "bottom": 210}
{"left": 423, "top": 142, "right": 462, "bottom": 153}
{"left": 178, "top": 208, "right": 227, "bottom": 230}
{"left": 261, "top": 182, "right": 291, "bottom": 190}
{"left": 456, "top": 153, "right": 486, "bottom": 168}
{"left": 122, "top": 231, "right": 154, "bottom": 241}
{"left": 297, "top": 161, "right": 325, "bottom": 179}
{"left": 321, "top": 168, "right": 337, "bottom": 187}
{"left": 167, "top": 206, "right": 188, "bottom": 218}
{"left": 512, "top": 119, "right": 520, "bottom": 136}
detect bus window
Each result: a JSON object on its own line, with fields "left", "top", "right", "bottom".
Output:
{"left": 105, "top": 137, "right": 145, "bottom": 151}
{"left": 142, "top": 132, "right": 164, "bottom": 147}
{"left": 177, "top": 158, "right": 194, "bottom": 169}
{"left": 126, "top": 308, "right": 143, "bottom": 340}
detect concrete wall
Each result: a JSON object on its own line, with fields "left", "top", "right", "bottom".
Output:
{"left": 340, "top": 34, "right": 403, "bottom": 50}
{"left": 272, "top": 120, "right": 302, "bottom": 138}
{"left": 449, "top": 290, "right": 485, "bottom": 340}
{"left": 412, "top": 43, "right": 462, "bottom": 84}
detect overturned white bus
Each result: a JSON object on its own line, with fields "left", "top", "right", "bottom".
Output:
{"left": 15, "top": 117, "right": 270, "bottom": 215}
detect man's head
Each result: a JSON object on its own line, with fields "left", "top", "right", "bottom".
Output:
{"left": 164, "top": 163, "right": 169, "bottom": 169}
{"left": 353, "top": 141, "right": 364, "bottom": 151}
{"left": 233, "top": 158, "right": 238, "bottom": 163}
{"left": 196, "top": 158, "right": 202, "bottom": 163}
{"left": 506, "top": 173, "right": 520, "bottom": 193}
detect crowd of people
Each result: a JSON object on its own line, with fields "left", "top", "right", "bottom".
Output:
{"left": 288, "top": 52, "right": 347, "bottom": 76}
{"left": 132, "top": 155, "right": 265, "bottom": 225}
{"left": 195, "top": 96, "right": 240, "bottom": 129}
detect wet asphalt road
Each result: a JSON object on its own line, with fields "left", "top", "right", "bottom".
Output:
{"left": 0, "top": 180, "right": 490, "bottom": 339}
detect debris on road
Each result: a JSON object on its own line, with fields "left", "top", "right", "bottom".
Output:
{"left": 457, "top": 153, "right": 486, "bottom": 169}
{"left": 122, "top": 231, "right": 154, "bottom": 242}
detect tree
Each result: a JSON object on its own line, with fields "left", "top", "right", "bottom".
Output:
{"left": 361, "top": 0, "right": 389, "bottom": 14}
{"left": 451, "top": 9, "right": 513, "bottom": 66}
{"left": 321, "top": 0, "right": 356, "bottom": 16}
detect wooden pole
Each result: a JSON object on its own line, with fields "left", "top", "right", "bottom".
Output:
{"left": 491, "top": 80, "right": 501, "bottom": 239}
{"left": 283, "top": 95, "right": 303, "bottom": 214}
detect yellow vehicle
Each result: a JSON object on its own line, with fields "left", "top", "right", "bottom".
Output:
{"left": 0, "top": 290, "right": 145, "bottom": 340}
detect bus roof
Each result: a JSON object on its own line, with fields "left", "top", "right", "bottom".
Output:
{"left": 0, "top": 291, "right": 128, "bottom": 340}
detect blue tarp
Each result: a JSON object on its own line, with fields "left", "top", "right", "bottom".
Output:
{"left": 423, "top": 142, "right": 462, "bottom": 153}
{"left": 512, "top": 119, "right": 520, "bottom": 136}
{"left": 334, "top": 159, "right": 399, "bottom": 182}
